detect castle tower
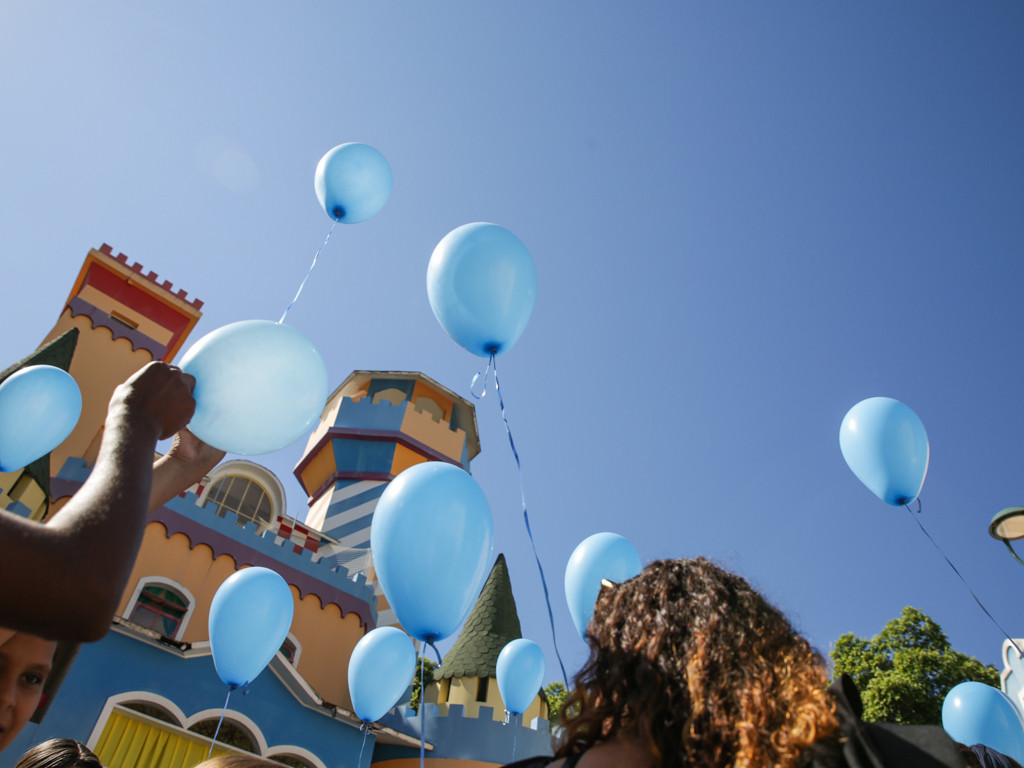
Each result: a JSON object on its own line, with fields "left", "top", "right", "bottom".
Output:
{"left": 294, "top": 371, "right": 480, "bottom": 627}
{"left": 38, "top": 244, "right": 203, "bottom": 484}
{"left": 372, "top": 554, "right": 553, "bottom": 767}
{"left": 429, "top": 553, "right": 547, "bottom": 724}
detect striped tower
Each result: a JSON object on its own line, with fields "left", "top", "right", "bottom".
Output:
{"left": 295, "top": 371, "right": 480, "bottom": 627}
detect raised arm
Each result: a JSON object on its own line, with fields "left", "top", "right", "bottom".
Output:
{"left": 149, "top": 428, "right": 225, "bottom": 512}
{"left": 0, "top": 362, "right": 198, "bottom": 642}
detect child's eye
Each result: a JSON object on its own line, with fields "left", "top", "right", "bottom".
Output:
{"left": 20, "top": 673, "right": 44, "bottom": 687}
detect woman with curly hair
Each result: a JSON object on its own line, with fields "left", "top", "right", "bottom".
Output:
{"left": 505, "top": 558, "right": 963, "bottom": 768}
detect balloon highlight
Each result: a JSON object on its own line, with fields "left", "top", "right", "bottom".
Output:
{"left": 180, "top": 320, "right": 328, "bottom": 455}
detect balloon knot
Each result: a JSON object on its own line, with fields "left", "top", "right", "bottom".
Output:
{"left": 332, "top": 206, "right": 346, "bottom": 221}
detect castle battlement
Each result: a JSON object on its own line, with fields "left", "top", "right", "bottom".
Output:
{"left": 376, "top": 704, "right": 553, "bottom": 764}
{"left": 53, "top": 458, "right": 378, "bottom": 628}
{"left": 98, "top": 244, "right": 204, "bottom": 309}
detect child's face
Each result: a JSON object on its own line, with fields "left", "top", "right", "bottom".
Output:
{"left": 0, "top": 632, "right": 57, "bottom": 752}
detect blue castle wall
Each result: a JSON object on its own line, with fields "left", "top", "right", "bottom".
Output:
{"left": 0, "top": 630, "right": 372, "bottom": 768}
{"left": 56, "top": 458, "right": 377, "bottom": 621}
{"left": 376, "top": 705, "right": 553, "bottom": 765}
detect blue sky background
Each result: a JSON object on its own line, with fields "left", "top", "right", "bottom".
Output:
{"left": 2, "top": 1, "right": 1024, "bottom": 681}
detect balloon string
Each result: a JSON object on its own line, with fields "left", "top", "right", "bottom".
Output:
{"left": 471, "top": 357, "right": 494, "bottom": 399}
{"left": 904, "top": 502, "right": 1024, "bottom": 657}
{"left": 206, "top": 686, "right": 234, "bottom": 759}
{"left": 419, "top": 651, "right": 426, "bottom": 768}
{"left": 426, "top": 640, "right": 442, "bottom": 666}
{"left": 279, "top": 220, "right": 338, "bottom": 324}
{"left": 356, "top": 727, "right": 370, "bottom": 767}
{"left": 492, "top": 354, "right": 570, "bottom": 686}
{"left": 512, "top": 711, "right": 519, "bottom": 760}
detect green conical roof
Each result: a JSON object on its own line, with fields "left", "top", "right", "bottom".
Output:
{"left": 0, "top": 329, "right": 80, "bottom": 500}
{"left": 435, "top": 553, "right": 522, "bottom": 680}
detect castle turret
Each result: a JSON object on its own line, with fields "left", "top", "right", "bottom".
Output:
{"left": 294, "top": 371, "right": 480, "bottom": 626}
{"left": 39, "top": 244, "right": 203, "bottom": 484}
{"left": 430, "top": 554, "right": 547, "bottom": 724}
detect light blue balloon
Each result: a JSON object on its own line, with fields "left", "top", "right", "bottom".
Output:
{"left": 496, "top": 639, "right": 546, "bottom": 715}
{"left": 565, "top": 533, "right": 643, "bottom": 640}
{"left": 348, "top": 627, "right": 417, "bottom": 723}
{"left": 839, "top": 397, "right": 929, "bottom": 506}
{"left": 426, "top": 222, "right": 538, "bottom": 357}
{"left": 314, "top": 143, "right": 393, "bottom": 223}
{"left": 942, "top": 681, "right": 1024, "bottom": 763}
{"left": 179, "top": 320, "right": 328, "bottom": 456}
{"left": 0, "top": 365, "right": 82, "bottom": 472}
{"left": 209, "top": 566, "right": 294, "bottom": 688}
{"left": 370, "top": 462, "right": 494, "bottom": 643}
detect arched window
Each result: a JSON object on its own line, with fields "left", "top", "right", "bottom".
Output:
{"left": 129, "top": 583, "right": 190, "bottom": 638}
{"left": 188, "top": 719, "right": 258, "bottom": 753}
{"left": 204, "top": 475, "right": 273, "bottom": 529}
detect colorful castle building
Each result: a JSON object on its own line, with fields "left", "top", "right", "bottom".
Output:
{"left": 0, "top": 245, "right": 553, "bottom": 768}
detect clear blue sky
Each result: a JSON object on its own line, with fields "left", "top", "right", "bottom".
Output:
{"left": 2, "top": 1, "right": 1023, "bottom": 679}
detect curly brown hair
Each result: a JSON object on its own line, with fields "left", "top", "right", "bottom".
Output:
{"left": 555, "top": 558, "right": 838, "bottom": 768}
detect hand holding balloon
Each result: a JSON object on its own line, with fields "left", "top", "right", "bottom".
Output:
{"left": 0, "top": 365, "right": 82, "bottom": 472}
{"left": 111, "top": 361, "right": 197, "bottom": 441}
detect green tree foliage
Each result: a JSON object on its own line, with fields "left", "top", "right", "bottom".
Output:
{"left": 831, "top": 606, "right": 1000, "bottom": 725}
{"left": 409, "top": 656, "right": 437, "bottom": 713}
{"left": 543, "top": 681, "right": 568, "bottom": 724}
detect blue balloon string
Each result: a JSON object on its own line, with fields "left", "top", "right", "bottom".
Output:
{"left": 490, "top": 355, "right": 570, "bottom": 686}
{"left": 419, "top": 651, "right": 426, "bottom": 768}
{"left": 905, "top": 500, "right": 1024, "bottom": 657}
{"left": 356, "top": 726, "right": 370, "bottom": 767}
{"left": 206, "top": 686, "right": 235, "bottom": 759}
{"left": 470, "top": 358, "right": 494, "bottom": 400}
{"left": 512, "top": 711, "right": 519, "bottom": 760}
{"left": 279, "top": 220, "right": 338, "bottom": 324}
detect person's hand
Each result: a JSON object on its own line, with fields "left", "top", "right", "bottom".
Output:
{"left": 149, "top": 429, "right": 225, "bottom": 511}
{"left": 164, "top": 428, "right": 225, "bottom": 478}
{"left": 110, "top": 362, "right": 196, "bottom": 440}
